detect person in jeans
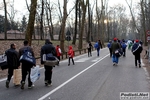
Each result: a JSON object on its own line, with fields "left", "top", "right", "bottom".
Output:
{"left": 41, "top": 39, "right": 56, "bottom": 86}
{"left": 94, "top": 40, "right": 102, "bottom": 57}
{"left": 111, "top": 38, "right": 121, "bottom": 66}
{"left": 19, "top": 40, "right": 35, "bottom": 89}
{"left": 68, "top": 46, "right": 75, "bottom": 66}
{"left": 132, "top": 39, "right": 143, "bottom": 68}
{"left": 5, "top": 43, "right": 20, "bottom": 88}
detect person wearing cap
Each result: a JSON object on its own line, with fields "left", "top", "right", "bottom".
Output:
{"left": 41, "top": 39, "right": 56, "bottom": 86}
{"left": 132, "top": 39, "right": 143, "bottom": 68}
{"left": 111, "top": 38, "right": 121, "bottom": 66}
{"left": 5, "top": 43, "right": 20, "bottom": 88}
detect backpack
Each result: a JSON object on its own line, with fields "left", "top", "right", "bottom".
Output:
{"left": 94, "top": 42, "right": 99, "bottom": 49}
{"left": 20, "top": 48, "right": 36, "bottom": 65}
{"left": 122, "top": 43, "right": 127, "bottom": 49}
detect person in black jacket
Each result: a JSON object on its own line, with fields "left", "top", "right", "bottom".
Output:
{"left": 5, "top": 43, "right": 20, "bottom": 88}
{"left": 19, "top": 40, "right": 35, "bottom": 89}
{"left": 41, "top": 39, "right": 56, "bottom": 86}
{"left": 87, "top": 41, "right": 93, "bottom": 57}
{"left": 132, "top": 39, "right": 143, "bottom": 68}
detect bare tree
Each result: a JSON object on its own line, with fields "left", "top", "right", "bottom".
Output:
{"left": 45, "top": 1, "right": 54, "bottom": 40}
{"left": 125, "top": 0, "right": 140, "bottom": 33}
{"left": 78, "top": 0, "right": 88, "bottom": 49}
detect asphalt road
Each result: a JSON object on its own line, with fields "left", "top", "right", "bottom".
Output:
{"left": 0, "top": 48, "right": 149, "bottom": 100}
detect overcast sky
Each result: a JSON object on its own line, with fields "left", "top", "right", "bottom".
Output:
{"left": 0, "top": 0, "right": 139, "bottom": 21}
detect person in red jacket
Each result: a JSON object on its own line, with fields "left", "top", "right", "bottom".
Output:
{"left": 56, "top": 45, "right": 61, "bottom": 66}
{"left": 68, "top": 46, "right": 75, "bottom": 66}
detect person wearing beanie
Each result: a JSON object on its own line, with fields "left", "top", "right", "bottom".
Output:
{"left": 111, "top": 38, "right": 121, "bottom": 66}
{"left": 41, "top": 39, "right": 56, "bottom": 86}
{"left": 131, "top": 39, "right": 143, "bottom": 68}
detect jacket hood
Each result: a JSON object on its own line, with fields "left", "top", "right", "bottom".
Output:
{"left": 69, "top": 46, "right": 72, "bottom": 50}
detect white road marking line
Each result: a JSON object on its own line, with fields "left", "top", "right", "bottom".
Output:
{"left": 38, "top": 54, "right": 109, "bottom": 100}
{"left": 75, "top": 58, "right": 91, "bottom": 62}
{"left": 91, "top": 57, "right": 102, "bottom": 62}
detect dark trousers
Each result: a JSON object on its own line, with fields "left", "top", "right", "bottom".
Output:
{"left": 123, "top": 48, "right": 126, "bottom": 57}
{"left": 88, "top": 48, "right": 92, "bottom": 57}
{"left": 57, "top": 56, "right": 60, "bottom": 65}
{"left": 21, "top": 61, "right": 33, "bottom": 87}
{"left": 57, "top": 56, "right": 60, "bottom": 61}
{"left": 7, "top": 67, "right": 14, "bottom": 81}
{"left": 44, "top": 65, "right": 53, "bottom": 84}
{"left": 68, "top": 57, "right": 74, "bottom": 64}
{"left": 134, "top": 54, "right": 141, "bottom": 66}
{"left": 109, "top": 48, "right": 112, "bottom": 57}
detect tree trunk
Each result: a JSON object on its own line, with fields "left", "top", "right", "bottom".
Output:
{"left": 72, "top": 0, "right": 79, "bottom": 45}
{"left": 40, "top": 0, "right": 44, "bottom": 40}
{"left": 25, "top": 0, "right": 37, "bottom": 46}
{"left": 3, "top": 0, "right": 7, "bottom": 40}
{"left": 60, "top": 0, "right": 67, "bottom": 53}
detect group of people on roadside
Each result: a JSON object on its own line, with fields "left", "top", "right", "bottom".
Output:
{"left": 107, "top": 38, "right": 143, "bottom": 67}
{"left": 4, "top": 39, "right": 75, "bottom": 89}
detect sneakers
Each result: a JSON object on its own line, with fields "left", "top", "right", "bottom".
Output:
{"left": 45, "top": 80, "right": 52, "bottom": 87}
{"left": 47, "top": 83, "right": 52, "bottom": 87}
{"left": 68, "top": 64, "right": 70, "bottom": 66}
{"left": 21, "top": 82, "right": 25, "bottom": 90}
{"left": 113, "top": 63, "right": 116, "bottom": 66}
{"left": 45, "top": 80, "right": 48, "bottom": 86}
{"left": 6, "top": 80, "right": 9, "bottom": 88}
{"left": 113, "top": 63, "right": 118, "bottom": 66}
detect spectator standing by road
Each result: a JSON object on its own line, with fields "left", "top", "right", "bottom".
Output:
{"left": 41, "top": 39, "right": 56, "bottom": 86}
{"left": 111, "top": 38, "right": 121, "bottom": 66}
{"left": 87, "top": 41, "right": 93, "bottom": 57}
{"left": 19, "top": 40, "right": 35, "bottom": 89}
{"left": 5, "top": 43, "right": 20, "bottom": 88}
{"left": 68, "top": 46, "right": 75, "bottom": 66}
{"left": 132, "top": 39, "right": 143, "bottom": 68}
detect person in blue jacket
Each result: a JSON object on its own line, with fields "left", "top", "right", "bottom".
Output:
{"left": 121, "top": 39, "right": 127, "bottom": 57}
{"left": 107, "top": 40, "right": 112, "bottom": 57}
{"left": 94, "top": 40, "right": 102, "bottom": 56}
